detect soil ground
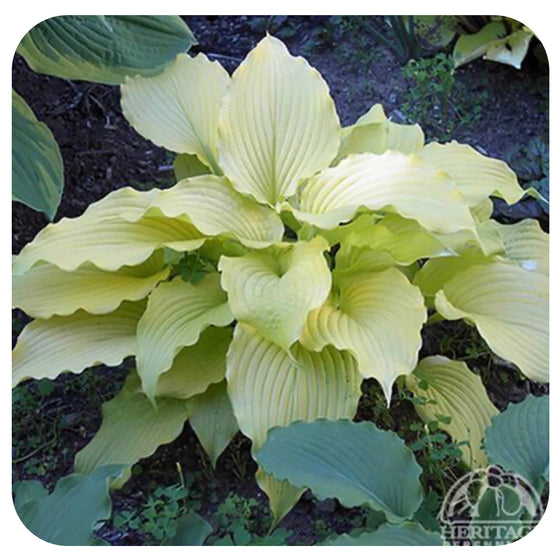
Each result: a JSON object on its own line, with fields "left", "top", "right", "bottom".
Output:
{"left": 12, "top": 16, "right": 549, "bottom": 545}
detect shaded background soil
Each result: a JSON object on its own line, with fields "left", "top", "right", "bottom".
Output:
{"left": 12, "top": 16, "right": 549, "bottom": 545}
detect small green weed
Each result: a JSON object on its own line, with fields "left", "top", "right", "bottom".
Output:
{"left": 409, "top": 420, "right": 465, "bottom": 496}
{"left": 112, "top": 482, "right": 189, "bottom": 544}
{"left": 400, "top": 54, "right": 487, "bottom": 141}
{"left": 207, "top": 492, "right": 292, "bottom": 545}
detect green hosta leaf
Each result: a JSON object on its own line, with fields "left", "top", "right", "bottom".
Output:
{"left": 435, "top": 262, "right": 548, "bottom": 382}
{"left": 325, "top": 522, "right": 443, "bottom": 545}
{"left": 301, "top": 267, "right": 426, "bottom": 402}
{"left": 406, "top": 356, "right": 499, "bottom": 468}
{"left": 136, "top": 274, "right": 234, "bottom": 401}
{"left": 226, "top": 324, "right": 363, "bottom": 523}
{"left": 164, "top": 512, "right": 213, "bottom": 546}
{"left": 173, "top": 153, "right": 211, "bottom": 181}
{"left": 413, "top": 15, "right": 457, "bottom": 49}
{"left": 484, "top": 29, "right": 534, "bottom": 69}
{"left": 257, "top": 420, "right": 424, "bottom": 523}
{"left": 12, "top": 187, "right": 205, "bottom": 275}
{"left": 217, "top": 35, "right": 341, "bottom": 206}
{"left": 12, "top": 253, "right": 169, "bottom": 319}
{"left": 219, "top": 237, "right": 331, "bottom": 351}
{"left": 156, "top": 326, "right": 232, "bottom": 400}
{"left": 453, "top": 20, "right": 508, "bottom": 67}
{"left": 74, "top": 372, "right": 189, "bottom": 484}
{"left": 122, "top": 53, "right": 228, "bottom": 171}
{"left": 12, "top": 300, "right": 146, "bottom": 386}
{"left": 146, "top": 175, "right": 285, "bottom": 248}
{"left": 419, "top": 141, "right": 525, "bottom": 206}
{"left": 12, "top": 90, "right": 63, "bottom": 220}
{"left": 485, "top": 395, "right": 549, "bottom": 489}
{"left": 18, "top": 16, "right": 196, "bottom": 84}
{"left": 187, "top": 381, "right": 239, "bottom": 466}
{"left": 15, "top": 464, "right": 125, "bottom": 545}
{"left": 292, "top": 151, "right": 474, "bottom": 234}
{"left": 13, "top": 480, "right": 48, "bottom": 511}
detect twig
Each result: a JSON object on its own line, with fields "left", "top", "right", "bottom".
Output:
{"left": 13, "top": 427, "right": 58, "bottom": 464}
{"left": 205, "top": 52, "right": 243, "bottom": 63}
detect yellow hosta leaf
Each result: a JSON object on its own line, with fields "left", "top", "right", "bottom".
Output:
{"left": 433, "top": 219, "right": 549, "bottom": 277}
{"left": 187, "top": 381, "right": 239, "bottom": 466}
{"left": 121, "top": 53, "right": 229, "bottom": 172}
{"left": 226, "top": 323, "right": 362, "bottom": 522}
{"left": 419, "top": 142, "right": 524, "bottom": 206}
{"left": 301, "top": 268, "right": 427, "bottom": 402}
{"left": 218, "top": 237, "right": 331, "bottom": 351}
{"left": 292, "top": 151, "right": 474, "bottom": 233}
{"left": 338, "top": 122, "right": 388, "bottom": 160}
{"left": 406, "top": 356, "right": 499, "bottom": 468}
{"left": 354, "top": 103, "right": 387, "bottom": 126}
{"left": 12, "top": 300, "right": 145, "bottom": 386}
{"left": 385, "top": 122, "right": 424, "bottom": 154}
{"left": 484, "top": 29, "right": 534, "bottom": 69}
{"left": 470, "top": 198, "right": 494, "bottom": 222}
{"left": 136, "top": 274, "right": 234, "bottom": 400}
{"left": 13, "top": 256, "right": 169, "bottom": 319}
{"left": 336, "top": 213, "right": 455, "bottom": 271}
{"left": 146, "top": 175, "right": 284, "bottom": 248}
{"left": 218, "top": 35, "right": 340, "bottom": 206}
{"left": 75, "top": 373, "right": 189, "bottom": 483}
{"left": 486, "top": 219, "right": 549, "bottom": 274}
{"left": 413, "top": 253, "right": 493, "bottom": 304}
{"left": 82, "top": 186, "right": 159, "bottom": 221}
{"left": 156, "top": 326, "right": 232, "bottom": 399}
{"left": 338, "top": 103, "right": 423, "bottom": 160}
{"left": 435, "top": 262, "right": 548, "bottom": 382}
{"left": 12, "top": 206, "right": 205, "bottom": 275}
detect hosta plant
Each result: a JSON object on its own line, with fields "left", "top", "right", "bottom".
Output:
{"left": 12, "top": 36, "right": 549, "bottom": 525}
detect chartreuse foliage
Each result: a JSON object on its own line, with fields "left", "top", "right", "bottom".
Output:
{"left": 409, "top": 16, "right": 535, "bottom": 70}
{"left": 12, "top": 35, "right": 548, "bottom": 534}
{"left": 14, "top": 15, "right": 196, "bottom": 219}
{"left": 406, "top": 356, "right": 499, "bottom": 468}
{"left": 452, "top": 19, "right": 534, "bottom": 70}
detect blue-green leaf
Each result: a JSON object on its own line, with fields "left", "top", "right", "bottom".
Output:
{"left": 325, "top": 522, "right": 443, "bottom": 546}
{"left": 14, "top": 464, "right": 125, "bottom": 545}
{"left": 484, "top": 395, "right": 549, "bottom": 490}
{"left": 256, "top": 419, "right": 423, "bottom": 523}
{"left": 17, "top": 16, "right": 197, "bottom": 85}
{"left": 12, "top": 90, "right": 63, "bottom": 220}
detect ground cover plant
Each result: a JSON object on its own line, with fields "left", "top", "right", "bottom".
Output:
{"left": 12, "top": 16, "right": 549, "bottom": 546}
